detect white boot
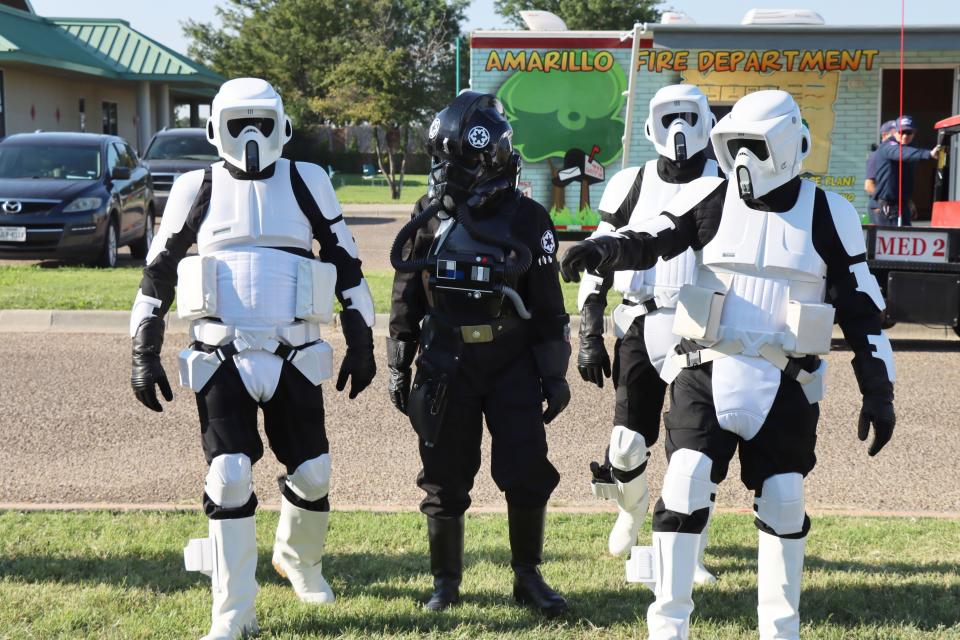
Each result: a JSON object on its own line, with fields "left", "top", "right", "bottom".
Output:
{"left": 608, "top": 472, "right": 650, "bottom": 556}
{"left": 757, "top": 530, "right": 806, "bottom": 640}
{"left": 203, "top": 517, "right": 259, "bottom": 640}
{"left": 272, "top": 496, "right": 335, "bottom": 604}
{"left": 646, "top": 531, "right": 699, "bottom": 640}
{"left": 693, "top": 506, "right": 717, "bottom": 585}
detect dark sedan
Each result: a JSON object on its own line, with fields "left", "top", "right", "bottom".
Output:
{"left": 141, "top": 127, "right": 218, "bottom": 215}
{"left": 0, "top": 132, "right": 154, "bottom": 267}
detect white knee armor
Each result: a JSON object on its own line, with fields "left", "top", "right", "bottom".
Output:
{"left": 661, "top": 449, "right": 716, "bottom": 515}
{"left": 754, "top": 473, "right": 805, "bottom": 536}
{"left": 285, "top": 453, "right": 332, "bottom": 503}
{"left": 205, "top": 454, "right": 254, "bottom": 508}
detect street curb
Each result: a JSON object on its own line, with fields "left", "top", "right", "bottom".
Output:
{"left": 341, "top": 203, "right": 411, "bottom": 214}
{"left": 0, "top": 309, "right": 957, "bottom": 342}
{"left": 1, "top": 502, "right": 957, "bottom": 519}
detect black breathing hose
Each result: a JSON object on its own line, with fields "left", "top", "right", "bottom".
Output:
{"left": 388, "top": 195, "right": 533, "bottom": 282}
{"left": 389, "top": 200, "right": 444, "bottom": 273}
{"left": 453, "top": 202, "right": 532, "bottom": 278}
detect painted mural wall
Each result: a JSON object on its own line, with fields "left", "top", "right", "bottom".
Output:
{"left": 472, "top": 32, "right": 958, "bottom": 230}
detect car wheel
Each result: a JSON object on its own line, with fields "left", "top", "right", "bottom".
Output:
{"left": 130, "top": 207, "right": 155, "bottom": 260}
{"left": 97, "top": 218, "right": 119, "bottom": 268}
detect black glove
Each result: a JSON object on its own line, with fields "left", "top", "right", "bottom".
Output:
{"left": 386, "top": 336, "right": 417, "bottom": 414}
{"left": 560, "top": 236, "right": 620, "bottom": 283}
{"left": 851, "top": 353, "right": 895, "bottom": 457}
{"left": 578, "top": 303, "right": 610, "bottom": 388}
{"left": 131, "top": 316, "right": 173, "bottom": 412}
{"left": 532, "top": 339, "right": 572, "bottom": 424}
{"left": 337, "top": 308, "right": 377, "bottom": 399}
{"left": 858, "top": 394, "right": 895, "bottom": 456}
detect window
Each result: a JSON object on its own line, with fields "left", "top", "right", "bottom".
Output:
{"left": 114, "top": 142, "right": 137, "bottom": 169}
{"left": 102, "top": 101, "right": 118, "bottom": 135}
{"left": 79, "top": 98, "right": 86, "bottom": 132}
{"left": 123, "top": 142, "right": 140, "bottom": 166}
{"left": 106, "top": 143, "right": 119, "bottom": 173}
{"left": 0, "top": 144, "right": 101, "bottom": 180}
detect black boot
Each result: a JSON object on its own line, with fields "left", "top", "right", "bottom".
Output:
{"left": 508, "top": 504, "right": 568, "bottom": 617}
{"left": 425, "top": 515, "right": 464, "bottom": 611}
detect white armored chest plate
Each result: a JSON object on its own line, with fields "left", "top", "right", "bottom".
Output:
{"left": 614, "top": 159, "right": 718, "bottom": 301}
{"left": 197, "top": 159, "right": 313, "bottom": 254}
{"left": 703, "top": 179, "right": 825, "bottom": 283}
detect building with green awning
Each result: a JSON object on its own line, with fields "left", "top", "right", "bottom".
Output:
{"left": 0, "top": 0, "right": 223, "bottom": 151}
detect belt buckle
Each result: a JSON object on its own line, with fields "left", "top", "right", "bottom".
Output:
{"left": 685, "top": 351, "right": 702, "bottom": 367}
{"left": 460, "top": 324, "right": 494, "bottom": 343}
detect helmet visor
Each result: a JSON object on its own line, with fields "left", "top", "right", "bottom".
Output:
{"left": 661, "top": 112, "right": 699, "bottom": 128}
{"left": 726, "top": 137, "right": 770, "bottom": 161}
{"left": 226, "top": 117, "right": 275, "bottom": 138}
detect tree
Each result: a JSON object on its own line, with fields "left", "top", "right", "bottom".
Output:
{"left": 314, "top": 0, "right": 468, "bottom": 199}
{"left": 494, "top": 0, "right": 661, "bottom": 31}
{"left": 183, "top": 0, "right": 467, "bottom": 198}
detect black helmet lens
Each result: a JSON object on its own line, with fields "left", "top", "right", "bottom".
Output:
{"left": 661, "top": 112, "right": 699, "bottom": 128}
{"left": 727, "top": 137, "right": 770, "bottom": 161}
{"left": 227, "top": 117, "right": 275, "bottom": 138}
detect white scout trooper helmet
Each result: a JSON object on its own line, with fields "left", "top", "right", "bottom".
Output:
{"left": 710, "top": 89, "right": 811, "bottom": 200}
{"left": 207, "top": 77, "right": 293, "bottom": 174}
{"left": 644, "top": 84, "right": 715, "bottom": 162}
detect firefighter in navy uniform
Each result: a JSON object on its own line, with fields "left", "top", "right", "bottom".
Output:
{"left": 579, "top": 85, "right": 718, "bottom": 583}
{"left": 128, "top": 78, "right": 376, "bottom": 640}
{"left": 386, "top": 91, "right": 571, "bottom": 616}
{"left": 561, "top": 90, "right": 895, "bottom": 640}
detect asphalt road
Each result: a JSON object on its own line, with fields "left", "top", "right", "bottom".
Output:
{"left": 1, "top": 331, "right": 958, "bottom": 515}
{"left": 2, "top": 206, "right": 959, "bottom": 515}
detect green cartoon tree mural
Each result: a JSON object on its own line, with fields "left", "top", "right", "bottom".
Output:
{"left": 497, "top": 52, "right": 626, "bottom": 228}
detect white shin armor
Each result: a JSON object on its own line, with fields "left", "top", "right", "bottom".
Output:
{"left": 272, "top": 497, "right": 335, "bottom": 604}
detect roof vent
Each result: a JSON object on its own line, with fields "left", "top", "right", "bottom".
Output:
{"left": 661, "top": 11, "right": 696, "bottom": 24}
{"left": 520, "top": 10, "right": 568, "bottom": 31}
{"left": 741, "top": 9, "right": 825, "bottom": 25}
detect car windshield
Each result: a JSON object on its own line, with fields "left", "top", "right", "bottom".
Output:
{"left": 0, "top": 144, "right": 101, "bottom": 180}
{"left": 144, "top": 134, "right": 219, "bottom": 161}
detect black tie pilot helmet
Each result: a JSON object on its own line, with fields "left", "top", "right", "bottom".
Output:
{"left": 426, "top": 91, "right": 520, "bottom": 210}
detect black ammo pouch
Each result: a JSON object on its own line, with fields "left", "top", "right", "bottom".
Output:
{"left": 408, "top": 317, "right": 464, "bottom": 448}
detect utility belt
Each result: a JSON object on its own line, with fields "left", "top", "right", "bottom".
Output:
{"left": 423, "top": 313, "right": 527, "bottom": 345}
{"left": 661, "top": 282, "right": 835, "bottom": 403}
{"left": 611, "top": 298, "right": 660, "bottom": 338}
{"left": 177, "top": 319, "right": 333, "bottom": 392}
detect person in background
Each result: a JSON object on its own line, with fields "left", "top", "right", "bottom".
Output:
{"left": 864, "top": 120, "right": 896, "bottom": 201}
{"left": 871, "top": 115, "right": 939, "bottom": 226}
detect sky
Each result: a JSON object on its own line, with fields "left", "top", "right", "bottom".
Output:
{"left": 28, "top": 0, "right": 958, "bottom": 56}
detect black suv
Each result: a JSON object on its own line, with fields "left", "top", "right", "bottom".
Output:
{"left": 141, "top": 128, "right": 219, "bottom": 215}
{"left": 0, "top": 132, "right": 154, "bottom": 267}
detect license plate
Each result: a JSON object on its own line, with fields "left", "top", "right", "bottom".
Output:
{"left": 874, "top": 229, "right": 948, "bottom": 263}
{"left": 0, "top": 226, "right": 26, "bottom": 242}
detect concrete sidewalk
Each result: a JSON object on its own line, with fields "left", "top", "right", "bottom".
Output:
{"left": 1, "top": 308, "right": 957, "bottom": 342}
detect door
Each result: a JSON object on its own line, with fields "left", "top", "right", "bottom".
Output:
{"left": 881, "top": 68, "right": 957, "bottom": 221}
{"left": 0, "top": 70, "right": 6, "bottom": 139}
{"left": 122, "top": 141, "right": 148, "bottom": 235}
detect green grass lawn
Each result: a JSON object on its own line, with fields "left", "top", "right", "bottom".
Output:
{"left": 0, "top": 266, "right": 584, "bottom": 315}
{"left": 331, "top": 173, "right": 427, "bottom": 205}
{"left": 0, "top": 511, "right": 956, "bottom": 639}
